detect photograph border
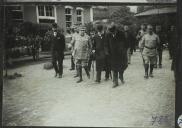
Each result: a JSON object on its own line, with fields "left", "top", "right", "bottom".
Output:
{"left": 0, "top": 0, "right": 181, "bottom": 128}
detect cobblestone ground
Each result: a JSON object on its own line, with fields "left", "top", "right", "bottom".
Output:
{"left": 3, "top": 50, "right": 175, "bottom": 127}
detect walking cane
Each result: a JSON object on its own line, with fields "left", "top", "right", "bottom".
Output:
{"left": 92, "top": 60, "right": 95, "bottom": 80}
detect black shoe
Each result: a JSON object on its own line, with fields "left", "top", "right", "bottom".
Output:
{"left": 59, "top": 74, "right": 62, "bottom": 78}
{"left": 70, "top": 68, "right": 75, "bottom": 71}
{"left": 144, "top": 75, "right": 149, "bottom": 79}
{"left": 149, "top": 73, "right": 154, "bottom": 78}
{"left": 95, "top": 80, "right": 100, "bottom": 83}
{"left": 112, "top": 84, "right": 119, "bottom": 88}
{"left": 121, "top": 79, "right": 125, "bottom": 84}
{"left": 55, "top": 73, "right": 58, "bottom": 77}
{"left": 112, "top": 82, "right": 119, "bottom": 88}
{"left": 105, "top": 78, "right": 109, "bottom": 81}
{"left": 119, "top": 76, "right": 125, "bottom": 84}
{"left": 77, "top": 79, "right": 83, "bottom": 83}
{"left": 159, "top": 65, "right": 162, "bottom": 68}
{"left": 87, "top": 75, "right": 90, "bottom": 79}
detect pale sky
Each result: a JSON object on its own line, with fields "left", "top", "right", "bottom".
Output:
{"left": 128, "top": 6, "right": 138, "bottom": 13}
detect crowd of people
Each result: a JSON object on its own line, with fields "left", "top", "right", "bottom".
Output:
{"left": 49, "top": 22, "right": 177, "bottom": 88}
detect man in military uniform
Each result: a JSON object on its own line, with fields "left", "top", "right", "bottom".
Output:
{"left": 139, "top": 25, "right": 160, "bottom": 79}
{"left": 50, "top": 23, "right": 65, "bottom": 78}
{"left": 72, "top": 25, "right": 91, "bottom": 83}
{"left": 92, "top": 24, "right": 110, "bottom": 83}
{"left": 105, "top": 23, "right": 128, "bottom": 88}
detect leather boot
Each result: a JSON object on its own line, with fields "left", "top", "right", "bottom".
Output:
{"left": 119, "top": 70, "right": 125, "bottom": 84}
{"left": 77, "top": 67, "right": 83, "bottom": 83}
{"left": 112, "top": 71, "right": 119, "bottom": 88}
{"left": 74, "top": 65, "right": 79, "bottom": 78}
{"left": 149, "top": 64, "right": 154, "bottom": 77}
{"left": 144, "top": 64, "right": 149, "bottom": 79}
{"left": 84, "top": 67, "right": 90, "bottom": 79}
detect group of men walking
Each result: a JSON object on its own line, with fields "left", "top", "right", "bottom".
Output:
{"left": 67, "top": 23, "right": 134, "bottom": 88}
{"left": 49, "top": 22, "right": 176, "bottom": 88}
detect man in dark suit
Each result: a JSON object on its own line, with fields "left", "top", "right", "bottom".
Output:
{"left": 168, "top": 25, "right": 177, "bottom": 60}
{"left": 50, "top": 23, "right": 65, "bottom": 78}
{"left": 155, "top": 25, "right": 166, "bottom": 68}
{"left": 123, "top": 25, "right": 135, "bottom": 64}
{"left": 92, "top": 24, "right": 110, "bottom": 83}
{"left": 105, "top": 23, "right": 128, "bottom": 88}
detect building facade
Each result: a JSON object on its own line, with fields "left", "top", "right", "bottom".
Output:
{"left": 8, "top": 4, "right": 93, "bottom": 32}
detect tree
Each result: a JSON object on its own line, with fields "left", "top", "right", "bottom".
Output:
{"left": 109, "top": 6, "right": 138, "bottom": 29}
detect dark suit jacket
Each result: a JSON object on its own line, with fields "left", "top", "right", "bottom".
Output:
{"left": 50, "top": 30, "right": 65, "bottom": 58}
{"left": 123, "top": 31, "right": 135, "bottom": 50}
{"left": 92, "top": 33, "right": 107, "bottom": 71}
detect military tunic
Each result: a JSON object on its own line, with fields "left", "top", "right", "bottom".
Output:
{"left": 73, "top": 34, "right": 91, "bottom": 67}
{"left": 139, "top": 33, "right": 160, "bottom": 64}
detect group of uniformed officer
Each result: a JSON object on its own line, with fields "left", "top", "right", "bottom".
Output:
{"left": 49, "top": 22, "right": 176, "bottom": 87}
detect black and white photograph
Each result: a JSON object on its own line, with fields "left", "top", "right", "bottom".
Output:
{"left": 1, "top": 0, "right": 182, "bottom": 127}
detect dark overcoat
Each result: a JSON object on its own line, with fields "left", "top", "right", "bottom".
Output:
{"left": 50, "top": 30, "right": 65, "bottom": 59}
{"left": 123, "top": 31, "right": 135, "bottom": 50}
{"left": 93, "top": 33, "right": 107, "bottom": 71}
{"left": 105, "top": 30, "right": 128, "bottom": 71}
{"left": 156, "top": 31, "right": 166, "bottom": 51}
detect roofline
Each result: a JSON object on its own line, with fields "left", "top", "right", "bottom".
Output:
{"left": 135, "top": 6, "right": 177, "bottom": 17}
{"left": 3, "top": 1, "right": 177, "bottom": 6}
{"left": 135, "top": 11, "right": 176, "bottom": 17}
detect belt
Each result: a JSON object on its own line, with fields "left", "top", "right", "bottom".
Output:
{"left": 144, "top": 46, "right": 156, "bottom": 49}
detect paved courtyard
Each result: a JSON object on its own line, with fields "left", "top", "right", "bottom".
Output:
{"left": 3, "top": 50, "right": 175, "bottom": 127}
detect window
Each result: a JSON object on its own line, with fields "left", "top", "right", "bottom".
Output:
{"left": 37, "top": 5, "right": 56, "bottom": 23}
{"left": 45, "top": 6, "right": 54, "bottom": 17}
{"left": 65, "top": 7, "right": 72, "bottom": 29}
{"left": 76, "top": 8, "right": 83, "bottom": 25}
{"left": 38, "top": 6, "right": 44, "bottom": 16}
{"left": 11, "top": 6, "right": 23, "bottom": 23}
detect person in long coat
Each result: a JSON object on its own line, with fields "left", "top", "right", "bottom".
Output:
{"left": 73, "top": 25, "right": 91, "bottom": 83}
{"left": 50, "top": 23, "right": 65, "bottom": 78}
{"left": 167, "top": 25, "right": 177, "bottom": 71}
{"left": 123, "top": 25, "right": 135, "bottom": 64}
{"left": 155, "top": 25, "right": 166, "bottom": 68}
{"left": 92, "top": 24, "right": 110, "bottom": 83}
{"left": 105, "top": 24, "right": 128, "bottom": 88}
{"left": 167, "top": 25, "right": 177, "bottom": 60}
